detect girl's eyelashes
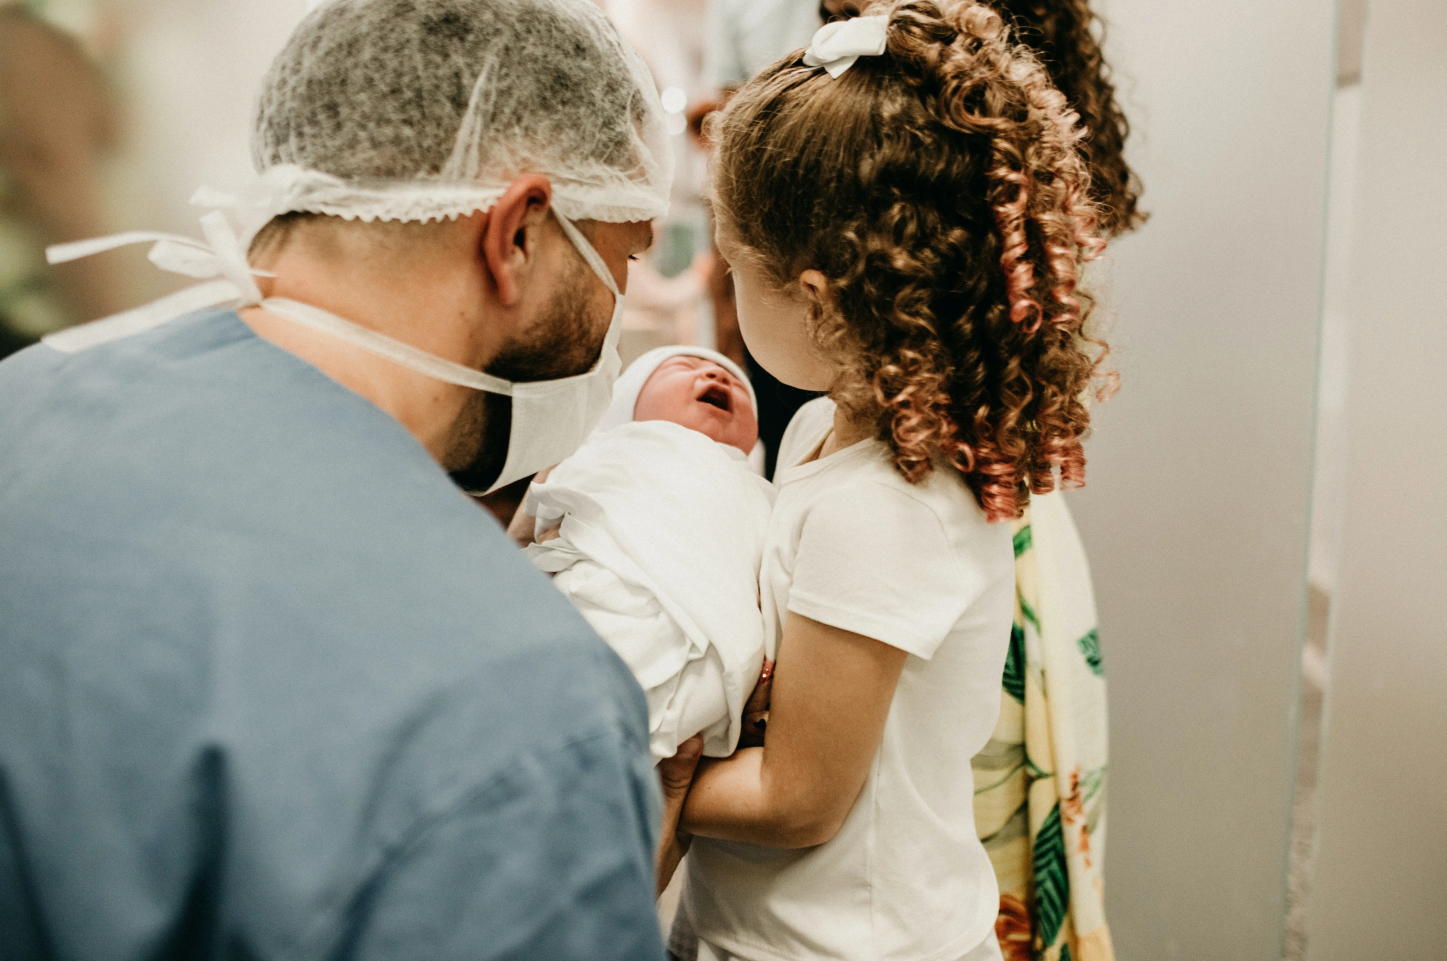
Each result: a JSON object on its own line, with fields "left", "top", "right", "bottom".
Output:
{"left": 628, "top": 254, "right": 641, "bottom": 262}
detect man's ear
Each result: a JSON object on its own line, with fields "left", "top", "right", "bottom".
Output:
{"left": 481, "top": 175, "right": 554, "bottom": 306}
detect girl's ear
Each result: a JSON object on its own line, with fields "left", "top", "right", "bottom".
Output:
{"left": 796, "top": 269, "right": 830, "bottom": 306}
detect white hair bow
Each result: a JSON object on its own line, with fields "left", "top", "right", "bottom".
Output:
{"left": 802, "top": 15, "right": 889, "bottom": 78}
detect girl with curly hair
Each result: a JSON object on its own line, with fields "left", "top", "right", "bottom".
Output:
{"left": 674, "top": 3, "right": 1113, "bottom": 960}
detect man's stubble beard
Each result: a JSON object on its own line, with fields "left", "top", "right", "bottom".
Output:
{"left": 445, "top": 255, "right": 609, "bottom": 493}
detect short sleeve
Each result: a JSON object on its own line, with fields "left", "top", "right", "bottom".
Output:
{"left": 343, "top": 731, "right": 665, "bottom": 961}
{"left": 787, "top": 482, "right": 984, "bottom": 659}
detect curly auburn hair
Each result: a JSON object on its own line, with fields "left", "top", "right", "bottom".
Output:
{"left": 825, "top": 0, "right": 1145, "bottom": 236}
{"left": 991, "top": 0, "right": 1144, "bottom": 236}
{"left": 711, "top": 0, "right": 1114, "bottom": 522}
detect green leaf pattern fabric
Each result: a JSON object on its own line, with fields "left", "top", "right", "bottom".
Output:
{"left": 1002, "top": 623, "right": 1027, "bottom": 704}
{"left": 1031, "top": 804, "right": 1071, "bottom": 947}
{"left": 971, "top": 492, "right": 1115, "bottom": 961}
{"left": 1077, "top": 630, "right": 1103, "bottom": 677}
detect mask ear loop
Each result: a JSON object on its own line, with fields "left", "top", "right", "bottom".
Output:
{"left": 552, "top": 211, "right": 622, "bottom": 298}
{"left": 260, "top": 211, "right": 627, "bottom": 395}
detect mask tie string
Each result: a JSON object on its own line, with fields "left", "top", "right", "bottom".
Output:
{"left": 43, "top": 188, "right": 273, "bottom": 353}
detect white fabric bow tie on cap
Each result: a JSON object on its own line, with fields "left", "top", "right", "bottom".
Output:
{"left": 42, "top": 187, "right": 276, "bottom": 354}
{"left": 802, "top": 15, "right": 889, "bottom": 78}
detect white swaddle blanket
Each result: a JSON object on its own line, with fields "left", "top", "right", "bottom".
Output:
{"left": 525, "top": 419, "right": 774, "bottom": 762}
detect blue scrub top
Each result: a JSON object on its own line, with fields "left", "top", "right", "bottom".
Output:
{"left": 0, "top": 309, "right": 664, "bottom": 960}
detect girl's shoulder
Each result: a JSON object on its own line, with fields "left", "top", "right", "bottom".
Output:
{"left": 849, "top": 453, "right": 996, "bottom": 545}
{"left": 803, "top": 442, "right": 1008, "bottom": 583}
{"left": 777, "top": 398, "right": 1003, "bottom": 558}
{"left": 783, "top": 438, "right": 1013, "bottom": 660}
{"left": 775, "top": 397, "right": 837, "bottom": 473}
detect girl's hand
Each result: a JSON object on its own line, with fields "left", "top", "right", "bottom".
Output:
{"left": 739, "top": 658, "right": 774, "bottom": 749}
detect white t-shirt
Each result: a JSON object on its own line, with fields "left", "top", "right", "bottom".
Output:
{"left": 684, "top": 399, "right": 1015, "bottom": 961}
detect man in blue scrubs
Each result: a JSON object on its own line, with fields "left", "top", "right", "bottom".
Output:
{"left": 0, "top": 0, "right": 693, "bottom": 957}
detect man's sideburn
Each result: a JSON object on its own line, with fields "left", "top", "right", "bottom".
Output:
{"left": 445, "top": 252, "right": 611, "bottom": 491}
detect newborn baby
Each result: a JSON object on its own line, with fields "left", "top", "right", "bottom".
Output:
{"left": 525, "top": 347, "right": 774, "bottom": 763}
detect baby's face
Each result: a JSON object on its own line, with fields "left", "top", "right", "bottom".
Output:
{"left": 633, "top": 356, "right": 759, "bottom": 454}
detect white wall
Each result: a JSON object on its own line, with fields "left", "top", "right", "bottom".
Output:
{"left": 1307, "top": 82, "right": 1360, "bottom": 594}
{"left": 1072, "top": 0, "right": 1336, "bottom": 956}
{"left": 111, "top": 0, "right": 300, "bottom": 225}
{"left": 1304, "top": 0, "right": 1447, "bottom": 956}
{"left": 100, "top": 0, "right": 303, "bottom": 308}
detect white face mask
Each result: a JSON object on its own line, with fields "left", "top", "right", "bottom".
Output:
{"left": 261, "top": 211, "right": 623, "bottom": 494}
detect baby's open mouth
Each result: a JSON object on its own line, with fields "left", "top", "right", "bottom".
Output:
{"left": 697, "top": 383, "right": 733, "bottom": 412}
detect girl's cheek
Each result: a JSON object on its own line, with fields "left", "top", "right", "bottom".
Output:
{"left": 736, "top": 301, "right": 789, "bottom": 382}
{"left": 735, "top": 278, "right": 831, "bottom": 390}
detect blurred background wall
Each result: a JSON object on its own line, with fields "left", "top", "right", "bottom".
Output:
{"left": 0, "top": 0, "right": 300, "bottom": 352}
{"left": 1065, "top": 0, "right": 1336, "bottom": 958}
{"left": 1304, "top": 0, "right": 1447, "bottom": 955}
{"left": 105, "top": 0, "right": 297, "bottom": 238}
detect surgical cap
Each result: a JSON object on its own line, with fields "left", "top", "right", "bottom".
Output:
{"left": 240, "top": 0, "right": 672, "bottom": 244}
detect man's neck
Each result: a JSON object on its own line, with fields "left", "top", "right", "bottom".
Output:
{"left": 238, "top": 252, "right": 495, "bottom": 465}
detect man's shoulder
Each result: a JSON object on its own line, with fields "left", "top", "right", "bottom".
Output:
{"left": 0, "top": 305, "right": 648, "bottom": 752}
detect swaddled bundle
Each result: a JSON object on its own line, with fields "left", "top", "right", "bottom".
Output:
{"left": 525, "top": 347, "right": 773, "bottom": 762}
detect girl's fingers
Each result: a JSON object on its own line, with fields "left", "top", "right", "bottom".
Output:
{"left": 744, "top": 659, "right": 775, "bottom": 716}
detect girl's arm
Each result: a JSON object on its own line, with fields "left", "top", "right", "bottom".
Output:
{"left": 680, "top": 611, "right": 908, "bottom": 848}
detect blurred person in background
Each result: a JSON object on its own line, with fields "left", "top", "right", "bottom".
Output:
{"left": 596, "top": 0, "right": 712, "bottom": 369}
{"left": 0, "top": 0, "right": 124, "bottom": 358}
{"left": 704, "top": 0, "right": 825, "bottom": 89}
{"left": 0, "top": 0, "right": 699, "bottom": 957}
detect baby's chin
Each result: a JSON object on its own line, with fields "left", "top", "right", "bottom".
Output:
{"left": 686, "top": 421, "right": 757, "bottom": 455}
{"left": 641, "top": 412, "right": 757, "bottom": 455}
{"left": 714, "top": 431, "right": 759, "bottom": 455}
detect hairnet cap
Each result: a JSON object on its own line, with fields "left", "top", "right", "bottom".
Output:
{"left": 243, "top": 0, "right": 672, "bottom": 244}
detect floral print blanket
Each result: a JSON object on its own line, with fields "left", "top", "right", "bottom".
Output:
{"left": 972, "top": 492, "right": 1115, "bottom": 961}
